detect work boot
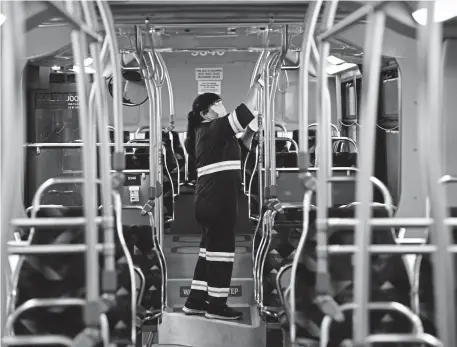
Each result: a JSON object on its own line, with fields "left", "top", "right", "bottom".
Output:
{"left": 205, "top": 305, "right": 243, "bottom": 320}
{"left": 182, "top": 300, "right": 208, "bottom": 315}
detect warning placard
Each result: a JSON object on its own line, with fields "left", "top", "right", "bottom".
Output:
{"left": 195, "top": 68, "right": 223, "bottom": 81}
{"left": 198, "top": 81, "right": 222, "bottom": 95}
{"left": 180, "top": 285, "right": 242, "bottom": 297}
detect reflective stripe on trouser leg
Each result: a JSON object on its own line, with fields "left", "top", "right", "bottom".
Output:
{"left": 187, "top": 235, "right": 208, "bottom": 302}
{"left": 193, "top": 183, "right": 238, "bottom": 310}
{"left": 206, "top": 230, "right": 236, "bottom": 310}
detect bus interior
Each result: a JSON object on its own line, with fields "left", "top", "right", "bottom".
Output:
{"left": 2, "top": 1, "right": 457, "bottom": 347}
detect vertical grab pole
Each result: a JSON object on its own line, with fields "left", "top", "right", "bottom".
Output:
{"left": 246, "top": 51, "right": 265, "bottom": 196}
{"left": 291, "top": 1, "right": 323, "bottom": 341}
{"left": 96, "top": 0, "right": 125, "bottom": 173}
{"left": 257, "top": 51, "right": 268, "bottom": 210}
{"left": 268, "top": 53, "right": 279, "bottom": 196}
{"left": 270, "top": 26, "right": 289, "bottom": 194}
{"left": 137, "top": 28, "right": 157, "bottom": 222}
{"left": 82, "top": 1, "right": 116, "bottom": 296}
{"left": 352, "top": 10, "right": 386, "bottom": 345}
{"left": 151, "top": 51, "right": 165, "bottom": 246}
{"left": 264, "top": 54, "right": 272, "bottom": 199}
{"left": 254, "top": 51, "right": 268, "bottom": 304}
{"left": 420, "top": 4, "right": 456, "bottom": 345}
{"left": 316, "top": 0, "right": 337, "bottom": 213}
{"left": 298, "top": 1, "right": 323, "bottom": 172}
{"left": 156, "top": 53, "right": 175, "bottom": 132}
{"left": 157, "top": 85, "right": 164, "bottom": 244}
{"left": 143, "top": 64, "right": 157, "bottom": 218}
{"left": 183, "top": 134, "right": 189, "bottom": 182}
{"left": 1, "top": 0, "right": 25, "bottom": 337}
{"left": 67, "top": 1, "right": 100, "bottom": 322}
{"left": 315, "top": 1, "right": 338, "bottom": 319}
{"left": 156, "top": 53, "right": 178, "bottom": 194}
{"left": 264, "top": 51, "right": 280, "bottom": 198}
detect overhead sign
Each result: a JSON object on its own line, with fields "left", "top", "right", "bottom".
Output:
{"left": 180, "top": 285, "right": 242, "bottom": 297}
{"left": 35, "top": 92, "right": 79, "bottom": 110}
{"left": 198, "top": 81, "right": 221, "bottom": 95}
{"left": 195, "top": 67, "right": 223, "bottom": 81}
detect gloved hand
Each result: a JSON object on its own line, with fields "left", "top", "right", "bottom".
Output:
{"left": 163, "top": 122, "right": 175, "bottom": 133}
{"left": 248, "top": 112, "right": 260, "bottom": 132}
{"left": 254, "top": 73, "right": 265, "bottom": 88}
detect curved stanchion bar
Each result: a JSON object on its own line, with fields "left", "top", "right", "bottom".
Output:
{"left": 258, "top": 209, "right": 277, "bottom": 311}
{"left": 307, "top": 123, "right": 340, "bottom": 138}
{"left": 134, "top": 266, "right": 146, "bottom": 305}
{"left": 332, "top": 136, "right": 358, "bottom": 153}
{"left": 254, "top": 212, "right": 270, "bottom": 305}
{"left": 288, "top": 188, "right": 314, "bottom": 342}
{"left": 113, "top": 193, "right": 137, "bottom": 343}
{"left": 121, "top": 206, "right": 168, "bottom": 312}
{"left": 319, "top": 302, "right": 442, "bottom": 347}
{"left": 2, "top": 298, "right": 112, "bottom": 347}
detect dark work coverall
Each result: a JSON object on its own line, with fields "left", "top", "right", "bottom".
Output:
{"left": 186, "top": 103, "right": 255, "bottom": 310}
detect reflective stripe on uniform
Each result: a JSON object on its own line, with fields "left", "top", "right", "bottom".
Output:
{"left": 197, "top": 160, "right": 241, "bottom": 177}
{"left": 206, "top": 251, "right": 235, "bottom": 262}
{"left": 208, "top": 286, "right": 230, "bottom": 298}
{"left": 191, "top": 280, "right": 208, "bottom": 291}
{"left": 228, "top": 110, "right": 244, "bottom": 134}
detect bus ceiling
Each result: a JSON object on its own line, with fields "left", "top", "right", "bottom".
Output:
{"left": 36, "top": 1, "right": 362, "bottom": 27}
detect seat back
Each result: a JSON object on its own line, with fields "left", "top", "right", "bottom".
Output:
{"left": 14, "top": 207, "right": 134, "bottom": 343}
{"left": 286, "top": 206, "right": 410, "bottom": 343}
{"left": 417, "top": 206, "right": 457, "bottom": 335}
{"left": 332, "top": 152, "right": 358, "bottom": 168}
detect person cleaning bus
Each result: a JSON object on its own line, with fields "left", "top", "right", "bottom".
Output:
{"left": 182, "top": 74, "right": 263, "bottom": 320}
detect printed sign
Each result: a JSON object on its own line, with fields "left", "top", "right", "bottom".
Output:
{"left": 195, "top": 67, "right": 223, "bottom": 81}
{"left": 180, "top": 285, "right": 242, "bottom": 297}
{"left": 124, "top": 174, "right": 141, "bottom": 186}
{"left": 198, "top": 81, "right": 221, "bottom": 95}
{"left": 35, "top": 92, "right": 79, "bottom": 110}
{"left": 129, "top": 186, "right": 140, "bottom": 203}
{"left": 130, "top": 132, "right": 145, "bottom": 140}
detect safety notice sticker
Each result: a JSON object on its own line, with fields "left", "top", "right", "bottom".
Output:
{"left": 198, "top": 81, "right": 222, "bottom": 95}
{"left": 180, "top": 285, "right": 242, "bottom": 297}
{"left": 195, "top": 67, "right": 223, "bottom": 81}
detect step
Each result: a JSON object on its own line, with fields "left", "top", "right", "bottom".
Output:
{"left": 167, "top": 278, "right": 254, "bottom": 307}
{"left": 157, "top": 305, "right": 266, "bottom": 347}
{"left": 170, "top": 235, "right": 252, "bottom": 244}
{"left": 165, "top": 252, "right": 252, "bottom": 278}
{"left": 164, "top": 234, "right": 253, "bottom": 279}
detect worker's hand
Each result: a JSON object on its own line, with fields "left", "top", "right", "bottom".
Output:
{"left": 254, "top": 73, "right": 265, "bottom": 88}
{"left": 247, "top": 114, "right": 259, "bottom": 132}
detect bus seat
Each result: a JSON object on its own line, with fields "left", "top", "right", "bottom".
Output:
{"left": 332, "top": 152, "right": 358, "bottom": 168}
{"left": 13, "top": 206, "right": 165, "bottom": 344}
{"left": 278, "top": 206, "right": 411, "bottom": 344}
{"left": 416, "top": 206, "right": 457, "bottom": 336}
{"left": 13, "top": 207, "right": 132, "bottom": 343}
{"left": 277, "top": 152, "right": 298, "bottom": 168}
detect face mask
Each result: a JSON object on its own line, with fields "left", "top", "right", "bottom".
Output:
{"left": 210, "top": 103, "right": 227, "bottom": 118}
{"left": 202, "top": 111, "right": 219, "bottom": 122}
